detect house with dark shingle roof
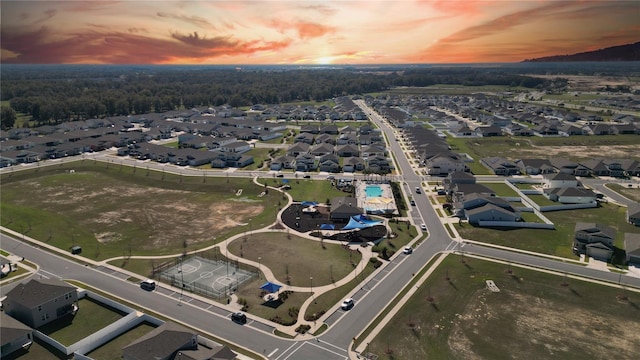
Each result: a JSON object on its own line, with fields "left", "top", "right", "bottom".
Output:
{"left": 330, "top": 197, "right": 363, "bottom": 221}
{"left": 122, "top": 321, "right": 236, "bottom": 360}
{"left": 515, "top": 158, "right": 555, "bottom": 175}
{"left": 625, "top": 233, "right": 640, "bottom": 265}
{"left": 4, "top": 278, "right": 77, "bottom": 328}
{"left": 481, "top": 157, "right": 520, "bottom": 176}
{"left": 466, "top": 203, "right": 520, "bottom": 225}
{"left": 0, "top": 312, "right": 33, "bottom": 358}
{"left": 573, "top": 223, "right": 616, "bottom": 261}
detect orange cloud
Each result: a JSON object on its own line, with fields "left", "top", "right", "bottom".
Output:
{"left": 268, "top": 19, "right": 336, "bottom": 39}
{"left": 157, "top": 12, "right": 216, "bottom": 30}
{"left": 0, "top": 26, "right": 292, "bottom": 64}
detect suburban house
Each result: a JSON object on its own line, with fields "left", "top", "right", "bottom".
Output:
{"left": 543, "top": 173, "right": 579, "bottom": 188}
{"left": 442, "top": 171, "right": 476, "bottom": 194}
{"left": 0, "top": 312, "right": 33, "bottom": 358}
{"left": 481, "top": 157, "right": 520, "bottom": 176}
{"left": 423, "top": 153, "right": 468, "bottom": 176}
{"left": 624, "top": 233, "right": 640, "bottom": 265}
{"left": 573, "top": 223, "right": 616, "bottom": 261}
{"left": 342, "top": 157, "right": 365, "bottom": 173}
{"left": 3, "top": 278, "right": 78, "bottom": 328}
{"left": 454, "top": 193, "right": 516, "bottom": 218}
{"left": 122, "top": 321, "right": 236, "bottom": 360}
{"left": 515, "top": 158, "right": 556, "bottom": 175}
{"left": 466, "top": 203, "right": 520, "bottom": 225}
{"left": 628, "top": 203, "right": 640, "bottom": 226}
{"left": 286, "top": 142, "right": 310, "bottom": 157}
{"left": 270, "top": 155, "right": 294, "bottom": 171}
{"left": 543, "top": 186, "right": 597, "bottom": 204}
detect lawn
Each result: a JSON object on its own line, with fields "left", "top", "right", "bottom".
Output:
{"left": 227, "top": 231, "right": 364, "bottom": 325}
{"left": 0, "top": 161, "right": 279, "bottom": 260}
{"left": 481, "top": 182, "right": 519, "bottom": 197}
{"left": 607, "top": 183, "right": 640, "bottom": 202}
{"left": 366, "top": 255, "right": 640, "bottom": 360}
{"left": 40, "top": 297, "right": 126, "bottom": 346}
{"left": 86, "top": 322, "right": 156, "bottom": 360}
{"left": 525, "top": 194, "right": 558, "bottom": 206}
{"left": 455, "top": 202, "right": 638, "bottom": 260}
{"left": 278, "top": 178, "right": 349, "bottom": 203}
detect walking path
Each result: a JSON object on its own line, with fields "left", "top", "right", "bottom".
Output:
{"left": 0, "top": 174, "right": 383, "bottom": 339}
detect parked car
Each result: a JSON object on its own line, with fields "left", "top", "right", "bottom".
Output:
{"left": 341, "top": 298, "right": 355, "bottom": 310}
{"left": 410, "top": 200, "right": 416, "bottom": 206}
{"left": 140, "top": 279, "right": 156, "bottom": 291}
{"left": 420, "top": 223, "right": 427, "bottom": 231}
{"left": 276, "top": 174, "right": 284, "bottom": 178}
{"left": 415, "top": 187, "right": 421, "bottom": 194}
{"left": 403, "top": 246, "right": 413, "bottom": 254}
{"left": 437, "top": 190, "right": 447, "bottom": 195}
{"left": 303, "top": 175, "right": 311, "bottom": 179}
{"left": 231, "top": 312, "right": 247, "bottom": 324}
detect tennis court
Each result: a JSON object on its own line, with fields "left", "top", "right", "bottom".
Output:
{"left": 159, "top": 255, "right": 255, "bottom": 299}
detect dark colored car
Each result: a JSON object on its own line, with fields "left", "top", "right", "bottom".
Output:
{"left": 231, "top": 312, "right": 247, "bottom": 324}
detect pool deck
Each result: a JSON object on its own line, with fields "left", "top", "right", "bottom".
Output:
{"left": 357, "top": 182, "right": 398, "bottom": 215}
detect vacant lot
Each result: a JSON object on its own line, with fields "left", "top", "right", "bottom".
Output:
{"left": 0, "top": 162, "right": 278, "bottom": 259}
{"left": 368, "top": 256, "right": 640, "bottom": 360}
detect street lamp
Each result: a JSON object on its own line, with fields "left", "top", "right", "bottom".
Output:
{"left": 258, "top": 257, "right": 262, "bottom": 279}
{"left": 310, "top": 276, "right": 313, "bottom": 294}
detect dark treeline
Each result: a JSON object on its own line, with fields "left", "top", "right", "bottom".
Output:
{"left": 1, "top": 65, "right": 561, "bottom": 128}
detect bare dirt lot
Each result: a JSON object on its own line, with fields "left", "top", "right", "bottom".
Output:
{"left": 448, "top": 289, "right": 640, "bottom": 360}
{"left": 515, "top": 144, "right": 640, "bottom": 159}
{"left": 369, "top": 256, "right": 640, "bottom": 360}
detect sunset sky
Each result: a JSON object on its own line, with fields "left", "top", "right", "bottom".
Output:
{"left": 1, "top": 0, "right": 638, "bottom": 65}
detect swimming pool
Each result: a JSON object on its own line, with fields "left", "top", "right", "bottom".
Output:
{"left": 365, "top": 185, "right": 383, "bottom": 198}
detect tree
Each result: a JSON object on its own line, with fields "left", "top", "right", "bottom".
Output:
{"left": 1, "top": 106, "right": 16, "bottom": 130}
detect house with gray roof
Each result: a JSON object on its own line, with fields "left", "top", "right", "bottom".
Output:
{"left": 573, "top": 223, "right": 616, "bottom": 261}
{"left": 122, "top": 321, "right": 235, "bottom": 360}
{"left": 625, "top": 233, "right": 640, "bottom": 265}
{"left": 481, "top": 157, "right": 520, "bottom": 176}
{"left": 3, "top": 278, "right": 77, "bottom": 328}
{"left": 466, "top": 203, "right": 520, "bottom": 225}
{"left": 515, "top": 158, "right": 555, "bottom": 175}
{"left": 0, "top": 312, "right": 33, "bottom": 358}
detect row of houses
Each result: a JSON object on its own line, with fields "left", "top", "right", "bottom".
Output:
{"left": 481, "top": 157, "right": 640, "bottom": 178}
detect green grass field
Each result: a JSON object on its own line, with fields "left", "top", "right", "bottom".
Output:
{"left": 455, "top": 202, "right": 637, "bottom": 260}
{"left": 0, "top": 161, "right": 279, "bottom": 260}
{"left": 366, "top": 255, "right": 640, "bottom": 360}
{"left": 607, "top": 184, "right": 640, "bottom": 202}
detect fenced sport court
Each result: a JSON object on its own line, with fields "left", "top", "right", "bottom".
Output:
{"left": 158, "top": 255, "right": 256, "bottom": 300}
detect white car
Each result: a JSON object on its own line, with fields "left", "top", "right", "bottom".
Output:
{"left": 403, "top": 247, "right": 413, "bottom": 254}
{"left": 341, "top": 298, "right": 355, "bottom": 310}
{"left": 420, "top": 223, "right": 427, "bottom": 231}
